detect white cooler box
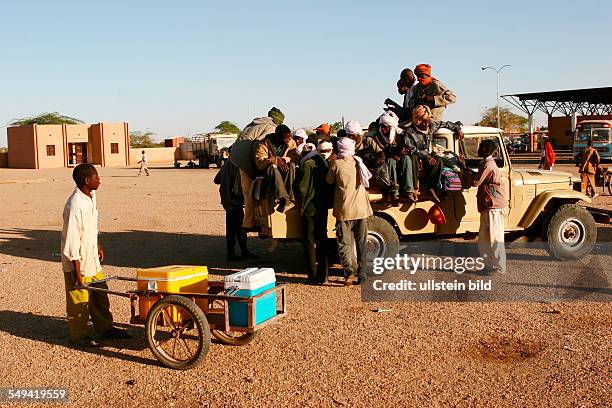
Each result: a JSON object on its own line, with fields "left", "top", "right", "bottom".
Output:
{"left": 224, "top": 267, "right": 276, "bottom": 327}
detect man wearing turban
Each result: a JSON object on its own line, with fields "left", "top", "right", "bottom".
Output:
{"left": 230, "top": 107, "right": 285, "bottom": 230}
{"left": 254, "top": 124, "right": 298, "bottom": 213}
{"left": 375, "top": 111, "right": 419, "bottom": 201}
{"left": 326, "top": 122, "right": 373, "bottom": 285}
{"left": 292, "top": 128, "right": 308, "bottom": 155}
{"left": 297, "top": 140, "right": 335, "bottom": 284}
{"left": 401, "top": 105, "right": 464, "bottom": 203}
{"left": 407, "top": 64, "right": 456, "bottom": 121}
{"left": 308, "top": 123, "right": 332, "bottom": 145}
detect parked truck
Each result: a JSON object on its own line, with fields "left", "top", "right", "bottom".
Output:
{"left": 573, "top": 119, "right": 612, "bottom": 165}
{"left": 191, "top": 133, "right": 238, "bottom": 168}
{"left": 256, "top": 126, "right": 607, "bottom": 261}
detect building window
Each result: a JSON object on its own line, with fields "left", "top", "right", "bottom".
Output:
{"left": 110, "top": 143, "right": 119, "bottom": 154}
{"left": 46, "top": 145, "right": 56, "bottom": 156}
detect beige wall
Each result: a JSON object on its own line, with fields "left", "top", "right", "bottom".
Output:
{"left": 101, "top": 123, "right": 129, "bottom": 167}
{"left": 88, "top": 122, "right": 130, "bottom": 167}
{"left": 130, "top": 147, "right": 177, "bottom": 165}
{"left": 34, "top": 125, "right": 65, "bottom": 168}
{"left": 0, "top": 152, "right": 8, "bottom": 168}
{"left": 8, "top": 125, "right": 36, "bottom": 168}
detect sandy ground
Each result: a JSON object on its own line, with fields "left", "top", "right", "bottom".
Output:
{"left": 0, "top": 163, "right": 610, "bottom": 407}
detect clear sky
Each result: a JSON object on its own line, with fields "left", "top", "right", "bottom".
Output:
{"left": 1, "top": 0, "right": 611, "bottom": 146}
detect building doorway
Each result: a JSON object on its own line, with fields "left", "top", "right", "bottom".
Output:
{"left": 68, "top": 143, "right": 88, "bottom": 165}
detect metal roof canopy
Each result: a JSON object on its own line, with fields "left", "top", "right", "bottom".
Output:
{"left": 501, "top": 87, "right": 612, "bottom": 116}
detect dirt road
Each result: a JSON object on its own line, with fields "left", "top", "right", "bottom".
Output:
{"left": 0, "top": 164, "right": 610, "bottom": 407}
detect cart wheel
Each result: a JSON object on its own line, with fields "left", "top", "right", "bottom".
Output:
{"left": 212, "top": 330, "right": 259, "bottom": 346}
{"left": 145, "top": 295, "right": 211, "bottom": 370}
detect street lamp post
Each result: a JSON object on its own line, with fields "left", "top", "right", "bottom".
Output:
{"left": 481, "top": 65, "right": 511, "bottom": 129}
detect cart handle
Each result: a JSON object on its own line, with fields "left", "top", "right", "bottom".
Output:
{"left": 76, "top": 275, "right": 137, "bottom": 299}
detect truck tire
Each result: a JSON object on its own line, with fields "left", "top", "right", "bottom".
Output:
{"left": 366, "top": 215, "right": 399, "bottom": 262}
{"left": 198, "top": 154, "right": 210, "bottom": 169}
{"left": 545, "top": 204, "right": 596, "bottom": 261}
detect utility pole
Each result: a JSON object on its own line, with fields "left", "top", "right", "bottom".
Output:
{"left": 481, "top": 65, "right": 511, "bottom": 129}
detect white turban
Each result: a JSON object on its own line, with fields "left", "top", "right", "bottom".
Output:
{"left": 292, "top": 128, "right": 308, "bottom": 140}
{"left": 378, "top": 111, "right": 403, "bottom": 144}
{"left": 303, "top": 142, "right": 316, "bottom": 152}
{"left": 344, "top": 120, "right": 364, "bottom": 137}
{"left": 317, "top": 141, "right": 333, "bottom": 152}
{"left": 300, "top": 142, "right": 319, "bottom": 164}
{"left": 337, "top": 137, "right": 372, "bottom": 188}
{"left": 293, "top": 129, "right": 308, "bottom": 154}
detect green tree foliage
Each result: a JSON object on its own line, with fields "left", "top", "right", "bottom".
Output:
{"left": 214, "top": 121, "right": 240, "bottom": 134}
{"left": 10, "top": 112, "right": 83, "bottom": 126}
{"left": 331, "top": 121, "right": 343, "bottom": 133}
{"left": 478, "top": 106, "right": 528, "bottom": 133}
{"left": 129, "top": 131, "right": 159, "bottom": 148}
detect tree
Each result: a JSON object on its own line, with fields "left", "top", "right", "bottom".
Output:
{"left": 10, "top": 112, "right": 83, "bottom": 126}
{"left": 130, "top": 131, "right": 158, "bottom": 148}
{"left": 478, "top": 106, "right": 528, "bottom": 133}
{"left": 331, "top": 121, "right": 343, "bottom": 133}
{"left": 214, "top": 121, "right": 240, "bottom": 134}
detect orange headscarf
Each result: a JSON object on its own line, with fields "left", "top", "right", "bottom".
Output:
{"left": 315, "top": 123, "right": 331, "bottom": 135}
{"left": 415, "top": 64, "right": 433, "bottom": 86}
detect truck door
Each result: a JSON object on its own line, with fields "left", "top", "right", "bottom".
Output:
{"left": 453, "top": 134, "right": 511, "bottom": 225}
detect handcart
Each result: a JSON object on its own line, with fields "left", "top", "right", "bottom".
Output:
{"left": 81, "top": 271, "right": 286, "bottom": 370}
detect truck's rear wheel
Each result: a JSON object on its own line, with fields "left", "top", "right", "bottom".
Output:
{"left": 366, "top": 215, "right": 399, "bottom": 262}
{"left": 546, "top": 204, "right": 596, "bottom": 260}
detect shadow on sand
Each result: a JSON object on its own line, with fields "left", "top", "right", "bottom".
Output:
{"left": 0, "top": 228, "right": 309, "bottom": 278}
{"left": 0, "top": 310, "right": 159, "bottom": 366}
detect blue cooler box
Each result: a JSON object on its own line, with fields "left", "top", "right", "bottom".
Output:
{"left": 224, "top": 267, "right": 276, "bottom": 327}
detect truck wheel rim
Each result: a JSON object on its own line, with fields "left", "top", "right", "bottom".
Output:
{"left": 367, "top": 232, "right": 386, "bottom": 261}
{"left": 558, "top": 218, "right": 585, "bottom": 248}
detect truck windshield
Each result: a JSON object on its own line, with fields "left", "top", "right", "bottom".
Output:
{"left": 575, "top": 127, "right": 611, "bottom": 142}
{"left": 462, "top": 135, "right": 505, "bottom": 169}
{"left": 214, "top": 137, "right": 236, "bottom": 149}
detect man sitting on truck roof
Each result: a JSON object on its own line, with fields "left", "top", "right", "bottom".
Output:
{"left": 407, "top": 64, "right": 456, "bottom": 121}
{"left": 230, "top": 107, "right": 285, "bottom": 230}
{"left": 401, "top": 105, "right": 463, "bottom": 203}
{"left": 384, "top": 68, "right": 416, "bottom": 122}
{"left": 255, "top": 125, "right": 299, "bottom": 213}
{"left": 376, "top": 111, "right": 416, "bottom": 201}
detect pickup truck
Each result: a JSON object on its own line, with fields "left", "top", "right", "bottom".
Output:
{"left": 256, "top": 126, "right": 604, "bottom": 261}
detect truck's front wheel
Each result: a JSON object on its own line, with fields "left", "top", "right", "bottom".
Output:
{"left": 366, "top": 215, "right": 399, "bottom": 262}
{"left": 546, "top": 204, "right": 596, "bottom": 260}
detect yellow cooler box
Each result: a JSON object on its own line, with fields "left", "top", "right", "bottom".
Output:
{"left": 136, "top": 265, "right": 208, "bottom": 320}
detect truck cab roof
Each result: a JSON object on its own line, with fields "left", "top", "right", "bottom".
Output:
{"left": 435, "top": 125, "right": 502, "bottom": 135}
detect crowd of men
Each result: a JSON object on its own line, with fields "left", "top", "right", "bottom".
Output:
{"left": 217, "top": 64, "right": 506, "bottom": 285}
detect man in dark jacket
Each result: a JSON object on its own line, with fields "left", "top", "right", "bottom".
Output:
{"left": 214, "top": 159, "right": 258, "bottom": 261}
{"left": 401, "top": 105, "right": 463, "bottom": 202}
{"left": 298, "top": 141, "right": 334, "bottom": 284}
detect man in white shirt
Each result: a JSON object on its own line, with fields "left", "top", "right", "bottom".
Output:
{"left": 62, "top": 164, "right": 131, "bottom": 347}
{"left": 138, "top": 150, "right": 150, "bottom": 176}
